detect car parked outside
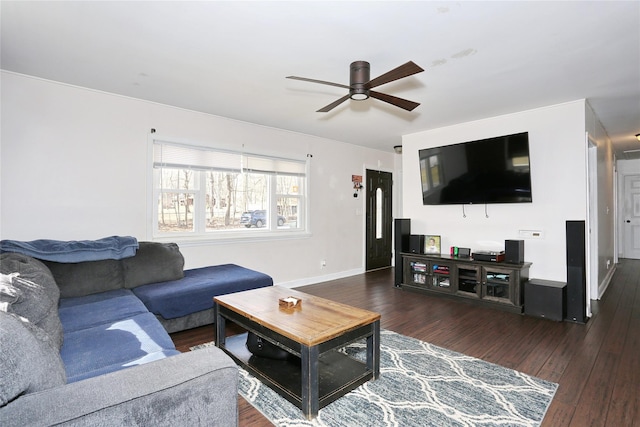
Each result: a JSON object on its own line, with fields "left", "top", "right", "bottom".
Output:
{"left": 240, "top": 210, "right": 286, "bottom": 228}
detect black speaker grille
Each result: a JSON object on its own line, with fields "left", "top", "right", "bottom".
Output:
{"left": 565, "top": 220, "right": 587, "bottom": 323}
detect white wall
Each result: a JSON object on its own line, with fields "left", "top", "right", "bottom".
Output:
{"left": 401, "top": 101, "right": 588, "bottom": 282}
{"left": 0, "top": 71, "right": 395, "bottom": 287}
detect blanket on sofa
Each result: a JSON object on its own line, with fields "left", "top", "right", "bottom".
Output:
{"left": 0, "top": 236, "right": 138, "bottom": 262}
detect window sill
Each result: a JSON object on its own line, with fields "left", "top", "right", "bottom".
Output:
{"left": 151, "top": 230, "right": 312, "bottom": 246}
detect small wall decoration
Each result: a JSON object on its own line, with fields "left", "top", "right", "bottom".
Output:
{"left": 352, "top": 175, "right": 363, "bottom": 197}
{"left": 424, "top": 235, "right": 441, "bottom": 254}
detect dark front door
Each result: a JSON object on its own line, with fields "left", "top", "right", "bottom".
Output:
{"left": 366, "top": 169, "right": 393, "bottom": 271}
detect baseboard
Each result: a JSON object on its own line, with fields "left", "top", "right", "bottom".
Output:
{"left": 276, "top": 268, "right": 364, "bottom": 289}
{"left": 597, "top": 264, "right": 616, "bottom": 299}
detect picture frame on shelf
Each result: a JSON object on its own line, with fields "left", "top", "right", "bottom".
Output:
{"left": 424, "top": 235, "right": 441, "bottom": 254}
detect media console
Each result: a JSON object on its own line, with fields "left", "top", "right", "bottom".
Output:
{"left": 399, "top": 253, "right": 531, "bottom": 314}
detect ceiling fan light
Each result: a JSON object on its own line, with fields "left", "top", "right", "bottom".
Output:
{"left": 350, "top": 91, "right": 369, "bottom": 101}
{"left": 349, "top": 61, "right": 370, "bottom": 101}
{"left": 636, "top": 133, "right": 640, "bottom": 141}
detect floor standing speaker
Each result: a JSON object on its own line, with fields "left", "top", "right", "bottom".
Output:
{"left": 394, "top": 219, "right": 411, "bottom": 287}
{"left": 566, "top": 220, "right": 587, "bottom": 323}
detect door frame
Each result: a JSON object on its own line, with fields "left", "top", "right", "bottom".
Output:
{"left": 586, "top": 135, "right": 597, "bottom": 309}
{"left": 621, "top": 173, "right": 640, "bottom": 259}
{"left": 616, "top": 159, "right": 640, "bottom": 259}
{"left": 362, "top": 164, "right": 394, "bottom": 271}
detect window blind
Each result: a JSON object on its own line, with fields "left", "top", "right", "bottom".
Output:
{"left": 153, "top": 141, "right": 306, "bottom": 176}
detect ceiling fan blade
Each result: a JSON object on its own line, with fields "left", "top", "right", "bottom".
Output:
{"left": 369, "top": 91, "right": 420, "bottom": 112}
{"left": 317, "top": 94, "right": 351, "bottom": 112}
{"left": 286, "top": 76, "right": 350, "bottom": 89}
{"left": 365, "top": 61, "right": 424, "bottom": 89}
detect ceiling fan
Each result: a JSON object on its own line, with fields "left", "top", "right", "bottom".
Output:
{"left": 286, "top": 60, "right": 424, "bottom": 113}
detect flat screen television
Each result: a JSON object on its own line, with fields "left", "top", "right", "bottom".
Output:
{"left": 419, "top": 132, "right": 532, "bottom": 205}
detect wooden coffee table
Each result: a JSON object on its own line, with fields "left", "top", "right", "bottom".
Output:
{"left": 214, "top": 286, "right": 380, "bottom": 420}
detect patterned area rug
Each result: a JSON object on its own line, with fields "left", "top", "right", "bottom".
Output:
{"left": 192, "top": 329, "right": 557, "bottom": 427}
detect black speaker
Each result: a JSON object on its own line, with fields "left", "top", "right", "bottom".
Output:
{"left": 409, "top": 235, "right": 425, "bottom": 254}
{"left": 525, "top": 279, "right": 566, "bottom": 321}
{"left": 505, "top": 239, "right": 524, "bottom": 264}
{"left": 394, "top": 219, "right": 411, "bottom": 287}
{"left": 566, "top": 220, "right": 587, "bottom": 323}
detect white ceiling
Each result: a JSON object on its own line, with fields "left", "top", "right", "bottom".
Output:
{"left": 2, "top": 1, "right": 639, "bottom": 158}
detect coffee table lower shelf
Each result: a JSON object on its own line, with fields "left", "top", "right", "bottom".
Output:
{"left": 224, "top": 332, "right": 373, "bottom": 415}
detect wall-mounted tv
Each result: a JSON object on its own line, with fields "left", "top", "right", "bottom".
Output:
{"left": 419, "top": 132, "right": 532, "bottom": 205}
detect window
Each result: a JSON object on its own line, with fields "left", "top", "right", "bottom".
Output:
{"left": 151, "top": 140, "right": 307, "bottom": 239}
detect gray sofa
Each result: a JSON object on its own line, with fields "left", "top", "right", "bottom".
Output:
{"left": 0, "top": 240, "right": 272, "bottom": 426}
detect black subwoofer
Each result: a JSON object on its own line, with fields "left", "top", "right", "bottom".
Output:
{"left": 525, "top": 279, "right": 566, "bottom": 321}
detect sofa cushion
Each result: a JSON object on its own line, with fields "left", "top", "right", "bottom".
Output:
{"left": 61, "top": 312, "right": 179, "bottom": 383}
{"left": 122, "top": 242, "right": 184, "bottom": 288}
{"left": 0, "top": 311, "right": 66, "bottom": 406}
{"left": 43, "top": 258, "right": 124, "bottom": 298}
{"left": 132, "top": 264, "right": 273, "bottom": 319}
{"left": 0, "top": 253, "right": 63, "bottom": 350}
{"left": 59, "top": 289, "right": 149, "bottom": 333}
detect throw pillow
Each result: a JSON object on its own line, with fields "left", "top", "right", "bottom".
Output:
{"left": 0, "top": 272, "right": 20, "bottom": 312}
{"left": 0, "top": 253, "right": 63, "bottom": 350}
{"left": 0, "top": 311, "right": 66, "bottom": 406}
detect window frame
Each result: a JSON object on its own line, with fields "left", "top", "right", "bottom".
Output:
{"left": 148, "top": 137, "right": 309, "bottom": 243}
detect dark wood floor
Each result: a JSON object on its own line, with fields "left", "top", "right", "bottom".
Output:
{"left": 171, "top": 259, "right": 640, "bottom": 427}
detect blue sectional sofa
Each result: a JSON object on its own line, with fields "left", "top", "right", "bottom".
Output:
{"left": 0, "top": 238, "right": 273, "bottom": 426}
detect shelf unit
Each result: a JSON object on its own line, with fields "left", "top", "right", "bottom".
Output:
{"left": 400, "top": 253, "right": 531, "bottom": 313}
